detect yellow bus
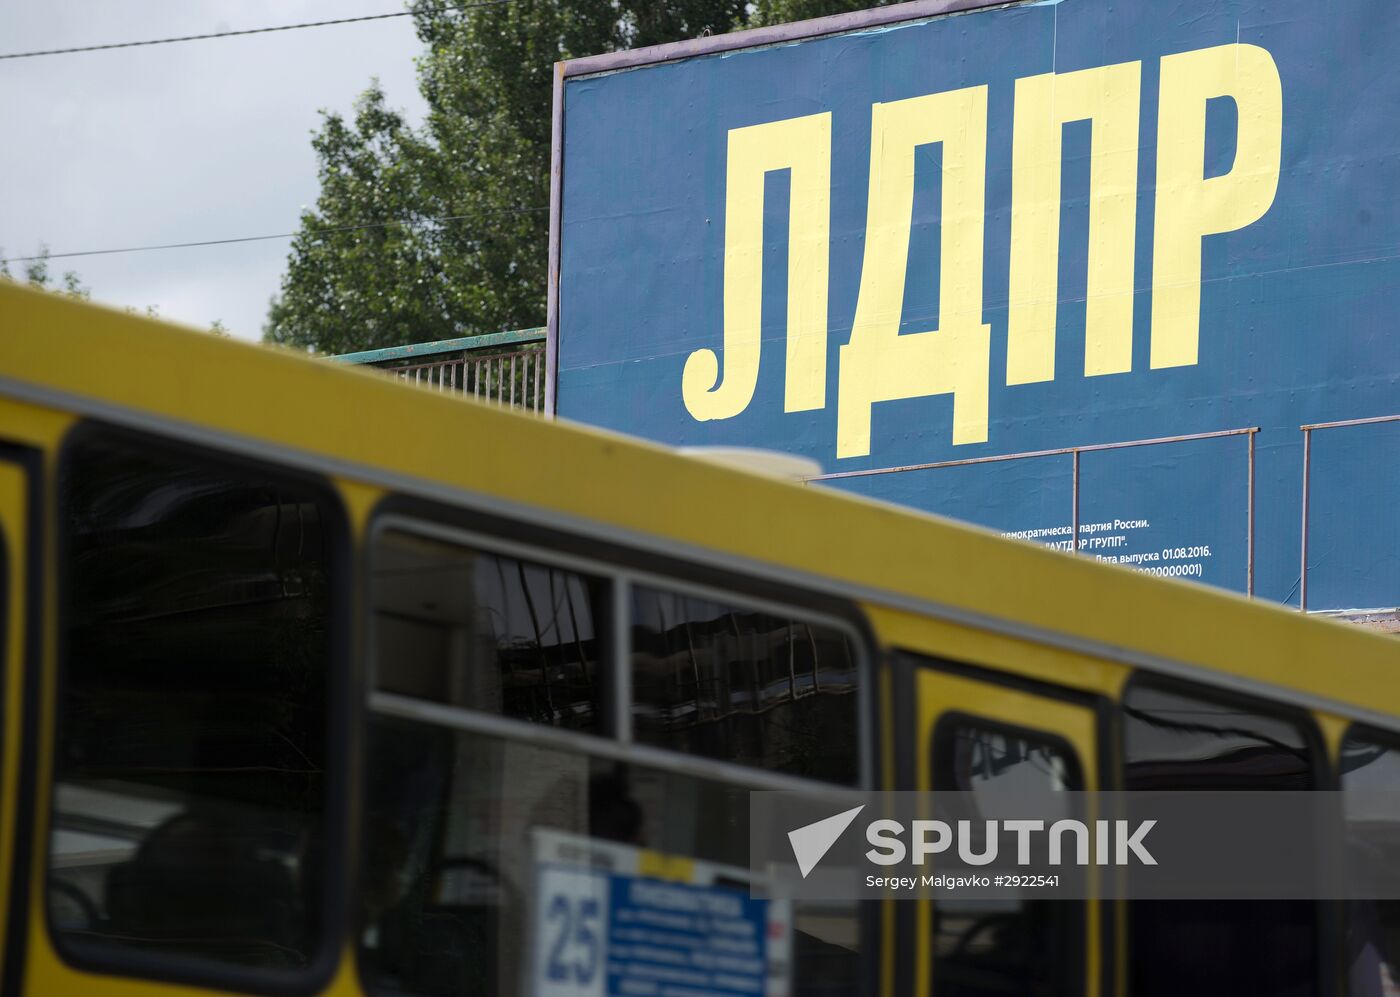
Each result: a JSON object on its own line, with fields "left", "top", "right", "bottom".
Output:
{"left": 0, "top": 280, "right": 1397, "bottom": 997}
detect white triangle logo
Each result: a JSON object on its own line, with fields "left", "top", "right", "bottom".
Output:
{"left": 787, "top": 805, "right": 866, "bottom": 878}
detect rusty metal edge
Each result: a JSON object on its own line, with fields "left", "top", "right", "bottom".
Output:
{"left": 330, "top": 328, "right": 545, "bottom": 365}
{"left": 560, "top": 0, "right": 1023, "bottom": 79}
{"left": 809, "top": 427, "right": 1260, "bottom": 481}
{"left": 1299, "top": 413, "right": 1400, "bottom": 432}
{"left": 545, "top": 61, "right": 565, "bottom": 418}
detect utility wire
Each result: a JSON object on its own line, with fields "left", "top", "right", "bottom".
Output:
{"left": 0, "top": 0, "right": 510, "bottom": 60}
{"left": 0, "top": 207, "right": 548, "bottom": 264}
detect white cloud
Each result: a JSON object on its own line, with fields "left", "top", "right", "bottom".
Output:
{"left": 0, "top": 1, "right": 430, "bottom": 341}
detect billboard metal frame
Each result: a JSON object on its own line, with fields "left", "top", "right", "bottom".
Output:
{"left": 812, "top": 427, "right": 1260, "bottom": 596}
{"left": 544, "top": 0, "right": 1020, "bottom": 415}
{"left": 1299, "top": 413, "right": 1400, "bottom": 611}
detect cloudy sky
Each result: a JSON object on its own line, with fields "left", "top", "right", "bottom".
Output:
{"left": 1, "top": 2, "right": 431, "bottom": 342}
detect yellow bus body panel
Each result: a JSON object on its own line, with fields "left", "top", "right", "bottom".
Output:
{"left": 1, "top": 283, "right": 1390, "bottom": 713}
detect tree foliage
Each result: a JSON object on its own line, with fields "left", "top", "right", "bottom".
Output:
{"left": 2, "top": 247, "right": 228, "bottom": 332}
{"left": 752, "top": 0, "right": 901, "bottom": 24}
{"left": 266, "top": 0, "right": 904, "bottom": 353}
{"left": 0, "top": 248, "right": 90, "bottom": 300}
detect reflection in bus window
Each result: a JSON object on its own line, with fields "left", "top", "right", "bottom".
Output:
{"left": 367, "top": 529, "right": 866, "bottom": 995}
{"left": 360, "top": 718, "right": 863, "bottom": 996}
{"left": 1123, "top": 683, "right": 1318, "bottom": 996}
{"left": 52, "top": 432, "right": 334, "bottom": 973}
{"left": 629, "top": 586, "right": 859, "bottom": 783}
{"left": 374, "top": 529, "right": 606, "bottom": 731}
{"left": 945, "top": 726, "right": 1074, "bottom": 794}
{"left": 1341, "top": 731, "right": 1400, "bottom": 996}
{"left": 932, "top": 722, "right": 1082, "bottom": 997}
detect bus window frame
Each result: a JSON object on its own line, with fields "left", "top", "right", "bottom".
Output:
{"left": 1338, "top": 721, "right": 1400, "bottom": 997}
{"left": 357, "top": 501, "right": 881, "bottom": 996}
{"left": 0, "top": 498, "right": 8, "bottom": 972}
{"left": 0, "top": 444, "right": 44, "bottom": 997}
{"left": 1119, "top": 671, "right": 1334, "bottom": 789}
{"left": 1119, "top": 671, "right": 1337, "bottom": 997}
{"left": 896, "top": 651, "right": 1101, "bottom": 997}
{"left": 892, "top": 654, "right": 1117, "bottom": 791}
{"left": 44, "top": 420, "right": 354, "bottom": 997}
{"left": 928, "top": 711, "right": 1089, "bottom": 997}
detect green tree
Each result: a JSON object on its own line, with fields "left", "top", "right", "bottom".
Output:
{"left": 3, "top": 246, "right": 233, "bottom": 333}
{"left": 266, "top": 0, "right": 902, "bottom": 353}
{"left": 752, "top": 0, "right": 901, "bottom": 24}
{"left": 0, "top": 247, "right": 90, "bottom": 299}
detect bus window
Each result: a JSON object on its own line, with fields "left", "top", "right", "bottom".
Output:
{"left": 364, "top": 524, "right": 866, "bottom": 996}
{"left": 629, "top": 585, "right": 859, "bottom": 783}
{"left": 1122, "top": 681, "right": 1320, "bottom": 996}
{"left": 1340, "top": 729, "right": 1400, "bottom": 996}
{"left": 51, "top": 430, "right": 338, "bottom": 976}
{"left": 374, "top": 528, "right": 606, "bottom": 731}
{"left": 931, "top": 721, "right": 1083, "bottom": 997}
{"left": 360, "top": 720, "right": 762, "bottom": 996}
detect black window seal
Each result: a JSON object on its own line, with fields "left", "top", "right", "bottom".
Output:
{"left": 1121, "top": 671, "right": 1332, "bottom": 791}
{"left": 46, "top": 420, "right": 352, "bottom": 997}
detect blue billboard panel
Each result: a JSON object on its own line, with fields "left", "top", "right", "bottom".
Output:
{"left": 553, "top": 0, "right": 1400, "bottom": 609}
{"left": 1076, "top": 436, "right": 1252, "bottom": 591}
{"left": 1305, "top": 420, "right": 1400, "bottom": 611}
{"left": 830, "top": 455, "right": 1073, "bottom": 541}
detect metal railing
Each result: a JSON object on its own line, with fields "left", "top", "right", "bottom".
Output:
{"left": 811, "top": 427, "right": 1260, "bottom": 595}
{"left": 1299, "top": 413, "right": 1400, "bottom": 612}
{"left": 331, "top": 328, "right": 547, "bottom": 413}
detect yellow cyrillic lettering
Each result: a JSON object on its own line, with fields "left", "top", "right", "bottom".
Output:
{"left": 1008, "top": 62, "right": 1142, "bottom": 384}
{"left": 682, "top": 113, "right": 832, "bottom": 421}
{"left": 837, "top": 87, "right": 991, "bottom": 459}
{"left": 1151, "top": 44, "right": 1281, "bottom": 369}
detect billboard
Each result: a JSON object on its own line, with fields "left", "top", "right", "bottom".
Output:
{"left": 549, "top": 0, "right": 1400, "bottom": 610}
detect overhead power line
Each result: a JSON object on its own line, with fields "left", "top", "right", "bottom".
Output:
{"left": 0, "top": 207, "right": 548, "bottom": 264}
{"left": 0, "top": 0, "right": 511, "bottom": 60}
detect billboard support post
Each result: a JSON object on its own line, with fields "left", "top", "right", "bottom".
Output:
{"left": 1248, "top": 431, "right": 1256, "bottom": 598}
{"left": 1071, "top": 449, "right": 1081, "bottom": 556}
{"left": 1301, "top": 427, "right": 1312, "bottom": 612}
{"left": 1298, "top": 413, "right": 1400, "bottom": 612}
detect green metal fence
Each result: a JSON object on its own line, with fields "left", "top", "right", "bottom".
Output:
{"left": 330, "top": 328, "right": 547, "bottom": 412}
